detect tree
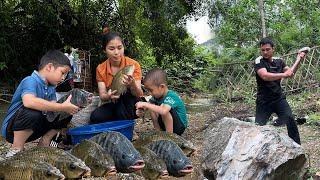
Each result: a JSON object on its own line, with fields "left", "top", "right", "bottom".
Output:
{"left": 208, "top": 0, "right": 320, "bottom": 61}
{"left": 258, "top": 0, "right": 266, "bottom": 37}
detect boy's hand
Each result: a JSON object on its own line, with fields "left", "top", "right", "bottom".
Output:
{"left": 135, "top": 101, "right": 147, "bottom": 109}
{"left": 62, "top": 95, "right": 79, "bottom": 115}
{"left": 107, "top": 89, "right": 120, "bottom": 102}
{"left": 136, "top": 108, "right": 145, "bottom": 117}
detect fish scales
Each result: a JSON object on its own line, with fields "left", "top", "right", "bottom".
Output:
{"left": 10, "top": 147, "right": 90, "bottom": 179}
{"left": 0, "top": 159, "right": 65, "bottom": 180}
{"left": 111, "top": 65, "right": 134, "bottom": 96}
{"left": 137, "top": 131, "right": 196, "bottom": 156}
{"left": 136, "top": 146, "right": 168, "bottom": 179}
{"left": 70, "top": 96, "right": 101, "bottom": 127}
{"left": 71, "top": 139, "right": 116, "bottom": 177}
{"left": 90, "top": 131, "right": 145, "bottom": 173}
{"left": 47, "top": 88, "right": 93, "bottom": 122}
{"left": 147, "top": 140, "right": 193, "bottom": 177}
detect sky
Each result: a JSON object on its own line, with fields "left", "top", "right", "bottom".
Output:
{"left": 186, "top": 16, "right": 213, "bottom": 44}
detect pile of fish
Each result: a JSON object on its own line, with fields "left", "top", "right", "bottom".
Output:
{"left": 91, "top": 131, "right": 194, "bottom": 179}
{"left": 0, "top": 147, "right": 90, "bottom": 179}
{"left": 90, "top": 131, "right": 145, "bottom": 173}
{"left": 133, "top": 131, "right": 195, "bottom": 178}
{"left": 0, "top": 131, "right": 194, "bottom": 179}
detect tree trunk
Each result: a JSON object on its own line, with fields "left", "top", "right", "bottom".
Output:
{"left": 258, "top": 0, "right": 267, "bottom": 37}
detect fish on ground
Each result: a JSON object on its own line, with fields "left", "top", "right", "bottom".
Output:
{"left": 147, "top": 140, "right": 193, "bottom": 177}
{"left": 71, "top": 139, "right": 116, "bottom": 177}
{"left": 90, "top": 131, "right": 145, "bottom": 173}
{"left": 135, "top": 146, "right": 168, "bottom": 180}
{"left": 135, "top": 130, "right": 196, "bottom": 156}
{"left": 10, "top": 147, "right": 91, "bottom": 179}
{"left": 47, "top": 88, "right": 93, "bottom": 122}
{"left": 0, "top": 159, "right": 65, "bottom": 180}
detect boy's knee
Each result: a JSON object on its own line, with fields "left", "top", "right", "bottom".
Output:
{"left": 25, "top": 108, "right": 43, "bottom": 120}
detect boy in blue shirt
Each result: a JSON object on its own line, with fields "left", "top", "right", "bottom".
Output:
{"left": 135, "top": 68, "right": 188, "bottom": 135}
{"left": 1, "top": 50, "right": 79, "bottom": 157}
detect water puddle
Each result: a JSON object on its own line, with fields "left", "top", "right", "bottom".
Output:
{"left": 185, "top": 98, "right": 216, "bottom": 113}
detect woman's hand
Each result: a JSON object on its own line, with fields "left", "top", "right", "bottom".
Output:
{"left": 122, "top": 74, "right": 135, "bottom": 87}
{"left": 107, "top": 89, "right": 120, "bottom": 102}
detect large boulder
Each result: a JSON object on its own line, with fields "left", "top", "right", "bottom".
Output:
{"left": 202, "top": 117, "right": 306, "bottom": 180}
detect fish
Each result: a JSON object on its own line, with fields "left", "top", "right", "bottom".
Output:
{"left": 90, "top": 131, "right": 145, "bottom": 173}
{"left": 111, "top": 65, "right": 135, "bottom": 96}
{"left": 0, "top": 159, "right": 65, "bottom": 180}
{"left": 47, "top": 88, "right": 93, "bottom": 122}
{"left": 10, "top": 147, "right": 91, "bottom": 179}
{"left": 134, "top": 131, "right": 196, "bottom": 156}
{"left": 135, "top": 146, "right": 168, "bottom": 179}
{"left": 71, "top": 139, "right": 117, "bottom": 177}
{"left": 147, "top": 140, "right": 193, "bottom": 177}
{"left": 69, "top": 95, "right": 101, "bottom": 127}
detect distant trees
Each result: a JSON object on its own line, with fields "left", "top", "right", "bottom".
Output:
{"left": 208, "top": 0, "right": 320, "bottom": 60}
{"left": 0, "top": 0, "right": 209, "bottom": 93}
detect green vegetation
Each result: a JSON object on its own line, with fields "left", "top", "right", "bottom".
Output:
{"left": 0, "top": 0, "right": 319, "bottom": 97}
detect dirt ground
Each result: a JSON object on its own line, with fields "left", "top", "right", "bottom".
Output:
{"left": 0, "top": 91, "right": 319, "bottom": 179}
{"left": 134, "top": 91, "right": 320, "bottom": 179}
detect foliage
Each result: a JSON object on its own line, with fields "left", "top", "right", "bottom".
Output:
{"left": 208, "top": 0, "right": 320, "bottom": 59}
{"left": 0, "top": 0, "right": 207, "bottom": 94}
{"left": 194, "top": 0, "right": 320, "bottom": 98}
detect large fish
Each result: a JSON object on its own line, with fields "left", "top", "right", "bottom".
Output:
{"left": 0, "top": 159, "right": 65, "bottom": 180}
{"left": 147, "top": 140, "right": 193, "bottom": 177}
{"left": 47, "top": 88, "right": 93, "bottom": 122}
{"left": 111, "top": 65, "right": 135, "bottom": 96}
{"left": 71, "top": 139, "right": 116, "bottom": 177}
{"left": 11, "top": 147, "right": 91, "bottom": 179}
{"left": 69, "top": 95, "right": 100, "bottom": 127}
{"left": 90, "top": 131, "right": 145, "bottom": 173}
{"left": 135, "top": 146, "right": 168, "bottom": 179}
{"left": 135, "top": 131, "right": 196, "bottom": 156}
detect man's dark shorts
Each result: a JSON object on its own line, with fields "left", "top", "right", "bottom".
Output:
{"left": 158, "top": 108, "right": 185, "bottom": 135}
{"left": 6, "top": 106, "right": 71, "bottom": 143}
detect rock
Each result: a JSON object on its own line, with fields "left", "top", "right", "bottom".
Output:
{"left": 202, "top": 117, "right": 307, "bottom": 180}
{"left": 202, "top": 117, "right": 254, "bottom": 179}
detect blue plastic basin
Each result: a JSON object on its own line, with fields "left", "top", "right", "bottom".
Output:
{"left": 67, "top": 120, "right": 135, "bottom": 144}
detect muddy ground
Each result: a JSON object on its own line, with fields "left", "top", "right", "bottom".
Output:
{"left": 0, "top": 91, "right": 319, "bottom": 179}
{"left": 134, "top": 91, "right": 320, "bottom": 179}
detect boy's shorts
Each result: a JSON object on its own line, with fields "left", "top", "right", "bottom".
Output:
{"left": 6, "top": 106, "right": 71, "bottom": 143}
{"left": 158, "top": 108, "right": 185, "bottom": 135}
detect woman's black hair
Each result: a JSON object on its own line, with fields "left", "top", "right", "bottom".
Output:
{"left": 101, "top": 26, "right": 123, "bottom": 49}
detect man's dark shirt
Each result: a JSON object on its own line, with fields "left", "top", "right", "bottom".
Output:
{"left": 254, "top": 56, "right": 286, "bottom": 102}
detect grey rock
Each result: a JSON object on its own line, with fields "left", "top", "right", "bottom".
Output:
{"left": 202, "top": 117, "right": 306, "bottom": 180}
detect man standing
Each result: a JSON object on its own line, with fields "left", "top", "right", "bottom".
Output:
{"left": 254, "top": 37, "right": 308, "bottom": 145}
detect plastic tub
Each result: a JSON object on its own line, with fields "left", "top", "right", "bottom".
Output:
{"left": 67, "top": 120, "right": 135, "bottom": 144}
